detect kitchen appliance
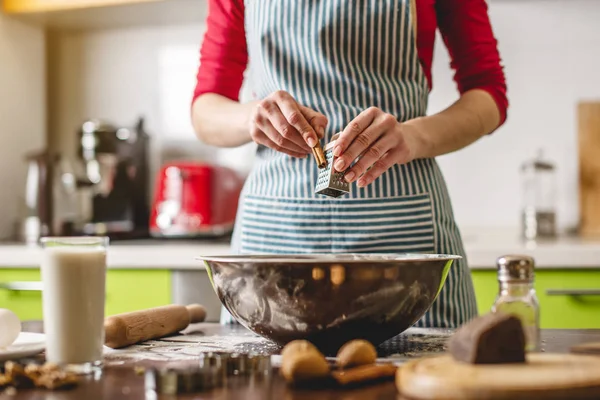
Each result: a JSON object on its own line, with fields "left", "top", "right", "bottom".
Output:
{"left": 20, "top": 150, "right": 81, "bottom": 243}
{"left": 197, "top": 253, "right": 458, "bottom": 354}
{"left": 20, "top": 151, "right": 57, "bottom": 243}
{"left": 578, "top": 101, "right": 600, "bottom": 237}
{"left": 520, "top": 150, "right": 557, "bottom": 240}
{"left": 75, "top": 117, "right": 151, "bottom": 239}
{"left": 150, "top": 162, "right": 244, "bottom": 238}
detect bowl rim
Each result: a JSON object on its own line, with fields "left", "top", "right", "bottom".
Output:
{"left": 195, "top": 253, "right": 462, "bottom": 264}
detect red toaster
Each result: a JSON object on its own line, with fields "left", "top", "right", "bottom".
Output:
{"left": 149, "top": 161, "right": 244, "bottom": 238}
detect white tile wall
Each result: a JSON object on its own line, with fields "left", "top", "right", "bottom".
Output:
{"left": 48, "top": 0, "right": 600, "bottom": 232}
{"left": 0, "top": 14, "right": 46, "bottom": 240}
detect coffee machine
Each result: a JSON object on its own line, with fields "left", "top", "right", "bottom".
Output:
{"left": 74, "top": 117, "right": 151, "bottom": 239}
{"left": 18, "top": 117, "right": 150, "bottom": 242}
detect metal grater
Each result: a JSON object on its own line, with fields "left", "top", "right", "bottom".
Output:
{"left": 315, "top": 138, "right": 350, "bottom": 198}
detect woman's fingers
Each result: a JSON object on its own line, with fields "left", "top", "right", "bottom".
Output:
{"left": 250, "top": 91, "right": 328, "bottom": 157}
{"left": 333, "top": 107, "right": 379, "bottom": 160}
{"left": 334, "top": 111, "right": 398, "bottom": 172}
{"left": 343, "top": 135, "right": 396, "bottom": 183}
{"left": 272, "top": 91, "right": 320, "bottom": 148}
{"left": 356, "top": 152, "right": 398, "bottom": 187}
{"left": 251, "top": 114, "right": 310, "bottom": 157}
{"left": 300, "top": 105, "right": 328, "bottom": 140}
{"left": 258, "top": 97, "right": 310, "bottom": 152}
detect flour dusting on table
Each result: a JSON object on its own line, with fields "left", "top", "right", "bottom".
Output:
{"left": 103, "top": 332, "right": 280, "bottom": 365}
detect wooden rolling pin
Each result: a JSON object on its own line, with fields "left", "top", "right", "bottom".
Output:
{"left": 104, "top": 304, "right": 206, "bottom": 349}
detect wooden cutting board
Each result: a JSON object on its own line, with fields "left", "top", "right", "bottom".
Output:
{"left": 578, "top": 101, "right": 600, "bottom": 237}
{"left": 397, "top": 353, "right": 600, "bottom": 400}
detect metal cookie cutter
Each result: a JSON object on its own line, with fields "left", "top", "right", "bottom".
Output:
{"left": 200, "top": 352, "right": 272, "bottom": 380}
{"left": 315, "top": 134, "right": 350, "bottom": 198}
{"left": 145, "top": 353, "right": 273, "bottom": 396}
{"left": 247, "top": 353, "right": 272, "bottom": 377}
{"left": 144, "top": 365, "right": 221, "bottom": 396}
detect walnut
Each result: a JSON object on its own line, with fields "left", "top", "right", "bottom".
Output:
{"left": 3, "top": 361, "right": 33, "bottom": 388}
{"left": 0, "top": 374, "right": 11, "bottom": 387}
{"left": 24, "top": 364, "right": 42, "bottom": 380}
{"left": 33, "top": 371, "right": 78, "bottom": 390}
{"left": 1, "top": 361, "right": 79, "bottom": 391}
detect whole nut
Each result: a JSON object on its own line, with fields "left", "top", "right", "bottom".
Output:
{"left": 336, "top": 339, "right": 377, "bottom": 368}
{"left": 281, "top": 340, "right": 318, "bottom": 362}
{"left": 280, "top": 351, "right": 330, "bottom": 384}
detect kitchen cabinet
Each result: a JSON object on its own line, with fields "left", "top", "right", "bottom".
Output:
{"left": 472, "top": 269, "right": 600, "bottom": 329}
{"left": 0, "top": 268, "right": 171, "bottom": 320}
{"left": 1, "top": 0, "right": 205, "bottom": 30}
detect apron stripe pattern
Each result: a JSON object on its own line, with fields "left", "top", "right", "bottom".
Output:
{"left": 227, "top": 0, "right": 478, "bottom": 328}
{"left": 241, "top": 194, "right": 435, "bottom": 253}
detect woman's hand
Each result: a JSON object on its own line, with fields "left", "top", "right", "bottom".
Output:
{"left": 249, "top": 91, "right": 328, "bottom": 158}
{"left": 332, "top": 107, "right": 422, "bottom": 188}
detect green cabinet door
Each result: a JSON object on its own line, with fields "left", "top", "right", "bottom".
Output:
{"left": 471, "top": 269, "right": 600, "bottom": 329}
{"left": 0, "top": 269, "right": 43, "bottom": 320}
{"left": 0, "top": 268, "right": 172, "bottom": 320}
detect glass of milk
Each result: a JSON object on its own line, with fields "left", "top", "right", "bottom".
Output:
{"left": 40, "top": 236, "right": 108, "bottom": 374}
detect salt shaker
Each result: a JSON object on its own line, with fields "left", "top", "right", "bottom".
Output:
{"left": 521, "top": 150, "right": 557, "bottom": 241}
{"left": 491, "top": 255, "right": 541, "bottom": 352}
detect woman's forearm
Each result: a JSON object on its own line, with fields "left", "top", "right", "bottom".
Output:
{"left": 404, "top": 89, "right": 502, "bottom": 159}
{"left": 192, "top": 94, "right": 258, "bottom": 147}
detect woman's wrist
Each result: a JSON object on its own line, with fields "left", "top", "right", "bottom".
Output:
{"left": 400, "top": 118, "right": 432, "bottom": 161}
{"left": 192, "top": 95, "right": 258, "bottom": 147}
{"left": 239, "top": 100, "right": 260, "bottom": 139}
{"left": 398, "top": 89, "right": 501, "bottom": 160}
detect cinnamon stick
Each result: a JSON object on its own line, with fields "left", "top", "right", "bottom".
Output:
{"left": 331, "top": 364, "right": 397, "bottom": 386}
{"left": 312, "top": 144, "right": 327, "bottom": 169}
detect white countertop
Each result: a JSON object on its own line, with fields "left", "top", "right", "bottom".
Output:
{"left": 459, "top": 228, "right": 600, "bottom": 269}
{"left": 0, "top": 228, "right": 599, "bottom": 269}
{"left": 0, "top": 240, "right": 231, "bottom": 270}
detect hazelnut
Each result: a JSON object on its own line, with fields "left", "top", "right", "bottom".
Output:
{"left": 281, "top": 340, "right": 318, "bottom": 361}
{"left": 281, "top": 350, "right": 330, "bottom": 384}
{"left": 336, "top": 339, "right": 377, "bottom": 368}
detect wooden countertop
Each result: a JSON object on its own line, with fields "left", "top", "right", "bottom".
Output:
{"left": 6, "top": 322, "right": 600, "bottom": 400}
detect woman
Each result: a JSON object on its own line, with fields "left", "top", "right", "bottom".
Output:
{"left": 192, "top": 0, "right": 507, "bottom": 328}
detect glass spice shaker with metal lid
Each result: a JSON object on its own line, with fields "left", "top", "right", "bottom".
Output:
{"left": 521, "top": 149, "right": 557, "bottom": 241}
{"left": 491, "top": 255, "right": 541, "bottom": 352}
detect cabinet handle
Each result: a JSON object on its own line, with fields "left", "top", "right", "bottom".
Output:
{"left": 0, "top": 282, "right": 43, "bottom": 292}
{"left": 546, "top": 289, "right": 600, "bottom": 296}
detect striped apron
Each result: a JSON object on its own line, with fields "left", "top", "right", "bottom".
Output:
{"left": 223, "top": 0, "right": 478, "bottom": 328}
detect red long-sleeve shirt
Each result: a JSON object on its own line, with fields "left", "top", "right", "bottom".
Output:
{"left": 194, "top": 0, "right": 508, "bottom": 125}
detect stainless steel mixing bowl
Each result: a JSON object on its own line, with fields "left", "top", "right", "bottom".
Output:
{"left": 197, "top": 254, "right": 459, "bottom": 354}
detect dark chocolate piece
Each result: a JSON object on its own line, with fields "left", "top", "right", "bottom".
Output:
{"left": 448, "top": 312, "right": 526, "bottom": 364}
